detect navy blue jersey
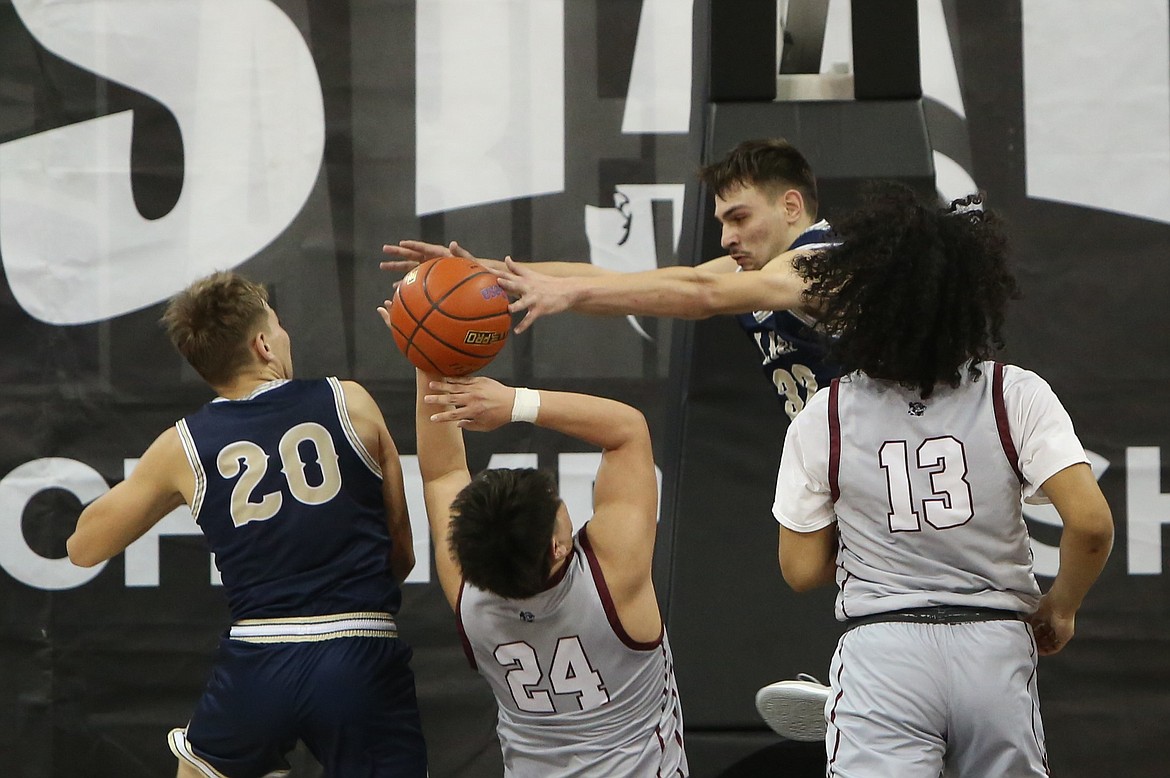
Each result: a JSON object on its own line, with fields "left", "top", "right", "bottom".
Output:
{"left": 176, "top": 378, "right": 401, "bottom": 621}
{"left": 734, "top": 220, "right": 840, "bottom": 420}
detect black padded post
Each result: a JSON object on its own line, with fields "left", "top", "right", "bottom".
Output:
{"left": 662, "top": 99, "right": 934, "bottom": 731}
{"left": 852, "top": 0, "right": 922, "bottom": 99}
{"left": 709, "top": 0, "right": 776, "bottom": 101}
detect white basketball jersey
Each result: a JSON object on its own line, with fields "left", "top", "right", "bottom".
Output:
{"left": 457, "top": 524, "right": 687, "bottom": 778}
{"left": 774, "top": 362, "right": 1089, "bottom": 621}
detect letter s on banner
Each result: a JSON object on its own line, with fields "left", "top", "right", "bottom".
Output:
{"left": 0, "top": 0, "right": 325, "bottom": 325}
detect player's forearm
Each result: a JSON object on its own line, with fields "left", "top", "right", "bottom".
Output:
{"left": 1040, "top": 463, "right": 1114, "bottom": 615}
{"left": 565, "top": 267, "right": 722, "bottom": 318}
{"left": 530, "top": 390, "right": 648, "bottom": 452}
{"left": 414, "top": 372, "right": 470, "bottom": 481}
{"left": 481, "top": 258, "right": 613, "bottom": 278}
{"left": 569, "top": 266, "right": 807, "bottom": 318}
{"left": 540, "top": 261, "right": 613, "bottom": 277}
{"left": 1048, "top": 512, "right": 1113, "bottom": 614}
{"left": 381, "top": 478, "right": 416, "bottom": 585}
{"left": 388, "top": 541, "right": 416, "bottom": 585}
{"left": 66, "top": 512, "right": 114, "bottom": 568}
{"left": 68, "top": 511, "right": 147, "bottom": 568}
{"left": 67, "top": 481, "right": 180, "bottom": 567}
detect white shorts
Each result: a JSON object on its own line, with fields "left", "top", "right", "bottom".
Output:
{"left": 826, "top": 618, "right": 1047, "bottom": 777}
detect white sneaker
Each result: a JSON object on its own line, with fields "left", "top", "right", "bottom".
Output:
{"left": 754, "top": 673, "right": 830, "bottom": 742}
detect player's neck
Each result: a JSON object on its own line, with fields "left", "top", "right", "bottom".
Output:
{"left": 213, "top": 365, "right": 289, "bottom": 400}
{"left": 791, "top": 217, "right": 818, "bottom": 238}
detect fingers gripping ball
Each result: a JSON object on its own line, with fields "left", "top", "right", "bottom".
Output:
{"left": 391, "top": 257, "right": 511, "bottom": 376}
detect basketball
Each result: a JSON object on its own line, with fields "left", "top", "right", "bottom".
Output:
{"left": 389, "top": 256, "right": 511, "bottom": 376}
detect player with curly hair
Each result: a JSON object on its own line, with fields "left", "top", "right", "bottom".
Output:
{"left": 774, "top": 183, "right": 1114, "bottom": 776}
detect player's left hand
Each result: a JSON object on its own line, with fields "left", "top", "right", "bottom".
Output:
{"left": 423, "top": 376, "right": 514, "bottom": 431}
{"left": 375, "top": 299, "right": 395, "bottom": 329}
{"left": 1026, "top": 594, "right": 1075, "bottom": 656}
{"left": 380, "top": 239, "right": 473, "bottom": 274}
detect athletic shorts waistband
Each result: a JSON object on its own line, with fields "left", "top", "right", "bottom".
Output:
{"left": 844, "top": 605, "right": 1024, "bottom": 632}
{"left": 228, "top": 611, "right": 398, "bottom": 644}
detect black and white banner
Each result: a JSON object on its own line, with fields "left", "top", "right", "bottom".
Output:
{"left": 1, "top": 2, "right": 1167, "bottom": 776}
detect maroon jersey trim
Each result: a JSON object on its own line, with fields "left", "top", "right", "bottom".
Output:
{"left": 993, "top": 363, "right": 1025, "bottom": 484}
{"left": 454, "top": 579, "right": 477, "bottom": 670}
{"left": 579, "top": 525, "right": 664, "bottom": 651}
{"left": 828, "top": 378, "right": 842, "bottom": 503}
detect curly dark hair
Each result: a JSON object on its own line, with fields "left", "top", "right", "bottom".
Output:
{"left": 699, "top": 138, "right": 818, "bottom": 217}
{"left": 795, "top": 182, "right": 1018, "bottom": 398}
{"left": 449, "top": 468, "right": 561, "bottom": 600}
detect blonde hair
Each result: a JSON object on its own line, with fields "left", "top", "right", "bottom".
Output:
{"left": 161, "top": 271, "right": 270, "bottom": 386}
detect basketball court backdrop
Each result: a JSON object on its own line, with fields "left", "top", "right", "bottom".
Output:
{"left": 1, "top": 1, "right": 1168, "bottom": 776}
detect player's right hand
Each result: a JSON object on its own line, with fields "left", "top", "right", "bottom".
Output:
{"left": 380, "top": 240, "right": 473, "bottom": 274}
{"left": 491, "top": 257, "right": 577, "bottom": 334}
{"left": 423, "top": 376, "right": 513, "bottom": 432}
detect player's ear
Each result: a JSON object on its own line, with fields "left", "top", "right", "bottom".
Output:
{"left": 253, "top": 331, "right": 273, "bottom": 361}
{"left": 783, "top": 188, "right": 805, "bottom": 221}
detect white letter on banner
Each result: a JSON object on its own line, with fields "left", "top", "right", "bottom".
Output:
{"left": 415, "top": 0, "right": 565, "bottom": 215}
{"left": 121, "top": 459, "right": 221, "bottom": 587}
{"left": 621, "top": 0, "right": 693, "bottom": 134}
{"left": 0, "top": 0, "right": 325, "bottom": 325}
{"left": 1127, "top": 447, "right": 1170, "bottom": 574}
{"left": 1022, "top": 0, "right": 1170, "bottom": 224}
{"left": 0, "top": 458, "right": 107, "bottom": 590}
{"left": 398, "top": 455, "right": 436, "bottom": 585}
{"left": 584, "top": 184, "right": 686, "bottom": 339}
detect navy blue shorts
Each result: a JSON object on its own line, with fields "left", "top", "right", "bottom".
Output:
{"left": 172, "top": 634, "right": 426, "bottom": 777}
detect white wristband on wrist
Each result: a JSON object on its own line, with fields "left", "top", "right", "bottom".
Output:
{"left": 510, "top": 387, "right": 541, "bottom": 423}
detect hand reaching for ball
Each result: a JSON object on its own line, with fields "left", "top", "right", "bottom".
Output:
{"left": 380, "top": 239, "right": 474, "bottom": 274}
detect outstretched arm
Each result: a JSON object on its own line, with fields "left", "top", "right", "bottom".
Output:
{"left": 377, "top": 297, "right": 467, "bottom": 608}
{"left": 411, "top": 369, "right": 469, "bottom": 611}
{"left": 380, "top": 240, "right": 614, "bottom": 278}
{"left": 67, "top": 428, "right": 189, "bottom": 567}
{"left": 494, "top": 250, "right": 813, "bottom": 333}
{"left": 1027, "top": 463, "right": 1113, "bottom": 655}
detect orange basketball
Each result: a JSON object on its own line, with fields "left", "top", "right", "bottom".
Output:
{"left": 390, "top": 256, "right": 511, "bottom": 376}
